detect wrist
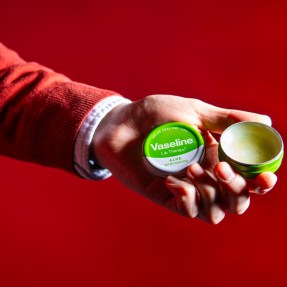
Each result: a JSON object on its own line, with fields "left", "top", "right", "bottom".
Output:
{"left": 91, "top": 102, "right": 133, "bottom": 170}
{"left": 74, "top": 96, "right": 131, "bottom": 179}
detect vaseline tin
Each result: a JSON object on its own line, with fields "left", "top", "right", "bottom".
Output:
{"left": 219, "top": 122, "right": 284, "bottom": 178}
{"left": 143, "top": 122, "right": 205, "bottom": 177}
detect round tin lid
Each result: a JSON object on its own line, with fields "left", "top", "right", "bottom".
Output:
{"left": 143, "top": 122, "right": 205, "bottom": 177}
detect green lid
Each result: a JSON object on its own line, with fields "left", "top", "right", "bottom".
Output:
{"left": 143, "top": 122, "right": 205, "bottom": 177}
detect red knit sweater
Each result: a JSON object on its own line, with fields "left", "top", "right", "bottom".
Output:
{"left": 0, "top": 42, "right": 117, "bottom": 173}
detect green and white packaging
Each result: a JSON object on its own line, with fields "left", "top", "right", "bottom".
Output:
{"left": 143, "top": 122, "right": 205, "bottom": 177}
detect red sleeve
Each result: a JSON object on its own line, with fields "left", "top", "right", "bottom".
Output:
{"left": 0, "top": 42, "right": 117, "bottom": 173}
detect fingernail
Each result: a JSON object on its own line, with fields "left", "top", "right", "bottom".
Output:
{"left": 210, "top": 205, "right": 225, "bottom": 224}
{"left": 236, "top": 196, "right": 250, "bottom": 215}
{"left": 253, "top": 185, "right": 272, "bottom": 195}
{"left": 216, "top": 162, "right": 235, "bottom": 181}
{"left": 188, "top": 163, "right": 204, "bottom": 178}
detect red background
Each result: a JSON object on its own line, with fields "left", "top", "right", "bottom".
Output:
{"left": 1, "top": 1, "right": 287, "bottom": 286}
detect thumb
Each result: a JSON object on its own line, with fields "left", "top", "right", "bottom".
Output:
{"left": 192, "top": 100, "right": 272, "bottom": 133}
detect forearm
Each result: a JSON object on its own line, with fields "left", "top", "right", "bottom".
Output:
{"left": 0, "top": 42, "right": 117, "bottom": 172}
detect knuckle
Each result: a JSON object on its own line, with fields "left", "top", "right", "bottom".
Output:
{"left": 201, "top": 185, "right": 218, "bottom": 203}
{"left": 224, "top": 174, "right": 248, "bottom": 195}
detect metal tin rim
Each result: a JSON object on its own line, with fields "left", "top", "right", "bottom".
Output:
{"left": 219, "top": 121, "right": 284, "bottom": 167}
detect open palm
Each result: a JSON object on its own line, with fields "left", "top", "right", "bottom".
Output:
{"left": 92, "top": 95, "right": 277, "bottom": 224}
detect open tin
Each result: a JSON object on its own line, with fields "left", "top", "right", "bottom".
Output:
{"left": 218, "top": 122, "right": 284, "bottom": 178}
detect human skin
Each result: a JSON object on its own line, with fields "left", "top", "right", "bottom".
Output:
{"left": 92, "top": 94, "right": 277, "bottom": 224}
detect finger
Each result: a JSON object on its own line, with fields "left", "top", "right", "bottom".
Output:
{"left": 165, "top": 176, "right": 199, "bottom": 218}
{"left": 192, "top": 99, "right": 272, "bottom": 133}
{"left": 200, "top": 131, "right": 219, "bottom": 173}
{"left": 187, "top": 163, "right": 225, "bottom": 224}
{"left": 214, "top": 162, "right": 250, "bottom": 215}
{"left": 248, "top": 172, "right": 277, "bottom": 195}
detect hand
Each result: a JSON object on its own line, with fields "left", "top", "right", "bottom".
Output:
{"left": 92, "top": 94, "right": 277, "bottom": 224}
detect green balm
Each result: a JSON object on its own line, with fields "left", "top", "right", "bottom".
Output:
{"left": 143, "top": 122, "right": 205, "bottom": 177}
{"left": 219, "top": 122, "right": 284, "bottom": 178}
